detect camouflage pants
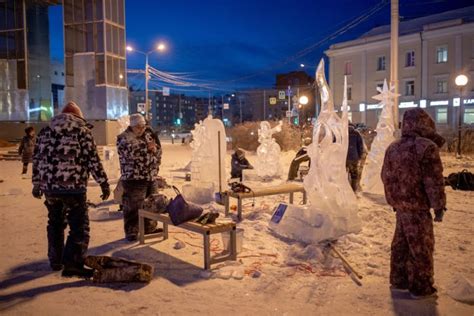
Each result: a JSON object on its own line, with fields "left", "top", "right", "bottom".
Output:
{"left": 121, "top": 180, "right": 157, "bottom": 239}
{"left": 346, "top": 160, "right": 360, "bottom": 191}
{"left": 391, "top": 210, "right": 436, "bottom": 296}
{"left": 44, "top": 193, "right": 89, "bottom": 269}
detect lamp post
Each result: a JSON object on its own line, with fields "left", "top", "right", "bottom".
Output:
{"left": 455, "top": 74, "right": 469, "bottom": 157}
{"left": 126, "top": 43, "right": 166, "bottom": 120}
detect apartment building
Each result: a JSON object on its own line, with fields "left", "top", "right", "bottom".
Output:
{"left": 326, "top": 6, "right": 474, "bottom": 129}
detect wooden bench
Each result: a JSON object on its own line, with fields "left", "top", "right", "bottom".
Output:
{"left": 138, "top": 209, "right": 237, "bottom": 270}
{"left": 224, "top": 183, "right": 307, "bottom": 221}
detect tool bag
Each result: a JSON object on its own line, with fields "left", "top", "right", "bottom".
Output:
{"left": 166, "top": 186, "right": 204, "bottom": 225}
{"left": 445, "top": 169, "right": 474, "bottom": 191}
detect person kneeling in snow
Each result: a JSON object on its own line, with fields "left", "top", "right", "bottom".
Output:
{"left": 117, "top": 113, "right": 162, "bottom": 242}
{"left": 381, "top": 108, "right": 446, "bottom": 299}
{"left": 231, "top": 148, "right": 253, "bottom": 181}
{"left": 32, "top": 102, "right": 110, "bottom": 279}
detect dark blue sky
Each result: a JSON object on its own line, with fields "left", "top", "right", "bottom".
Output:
{"left": 49, "top": 0, "right": 472, "bottom": 94}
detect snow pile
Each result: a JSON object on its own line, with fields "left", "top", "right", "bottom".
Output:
{"left": 446, "top": 275, "right": 474, "bottom": 304}
{"left": 182, "top": 182, "right": 214, "bottom": 204}
{"left": 271, "top": 61, "right": 361, "bottom": 244}
{"left": 256, "top": 121, "right": 283, "bottom": 179}
{"left": 360, "top": 80, "right": 397, "bottom": 195}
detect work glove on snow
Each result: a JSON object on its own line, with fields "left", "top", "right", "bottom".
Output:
{"left": 100, "top": 182, "right": 111, "bottom": 201}
{"left": 434, "top": 208, "right": 446, "bottom": 222}
{"left": 32, "top": 185, "right": 43, "bottom": 199}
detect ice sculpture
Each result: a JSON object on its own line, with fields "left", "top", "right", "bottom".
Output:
{"left": 256, "top": 121, "right": 283, "bottom": 179}
{"left": 270, "top": 59, "right": 361, "bottom": 243}
{"left": 117, "top": 115, "right": 130, "bottom": 133}
{"left": 360, "top": 79, "right": 397, "bottom": 195}
{"left": 189, "top": 115, "right": 227, "bottom": 198}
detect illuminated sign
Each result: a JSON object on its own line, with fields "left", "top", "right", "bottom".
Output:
{"left": 399, "top": 101, "right": 418, "bottom": 108}
{"left": 464, "top": 99, "right": 474, "bottom": 105}
{"left": 359, "top": 103, "right": 366, "bottom": 112}
{"left": 430, "top": 100, "right": 449, "bottom": 106}
{"left": 340, "top": 105, "right": 351, "bottom": 111}
{"left": 367, "top": 103, "right": 382, "bottom": 110}
{"left": 453, "top": 98, "right": 460, "bottom": 107}
{"left": 420, "top": 99, "right": 427, "bottom": 108}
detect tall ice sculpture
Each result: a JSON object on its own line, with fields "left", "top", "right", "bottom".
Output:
{"left": 184, "top": 115, "right": 227, "bottom": 203}
{"left": 360, "top": 79, "right": 397, "bottom": 195}
{"left": 270, "top": 59, "right": 361, "bottom": 243}
{"left": 256, "top": 121, "right": 283, "bottom": 179}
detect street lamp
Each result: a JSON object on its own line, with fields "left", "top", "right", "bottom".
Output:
{"left": 455, "top": 74, "right": 469, "bottom": 157}
{"left": 299, "top": 95, "right": 309, "bottom": 105}
{"left": 126, "top": 42, "right": 167, "bottom": 120}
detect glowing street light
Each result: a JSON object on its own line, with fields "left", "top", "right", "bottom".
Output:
{"left": 299, "top": 95, "right": 309, "bottom": 105}
{"left": 300, "top": 63, "right": 305, "bottom": 68}
{"left": 454, "top": 74, "right": 469, "bottom": 157}
{"left": 126, "top": 42, "right": 167, "bottom": 119}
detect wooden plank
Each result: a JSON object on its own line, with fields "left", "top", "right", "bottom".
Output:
{"left": 228, "top": 183, "right": 305, "bottom": 199}
{"left": 139, "top": 210, "right": 236, "bottom": 234}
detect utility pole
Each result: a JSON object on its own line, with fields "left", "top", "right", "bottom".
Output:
{"left": 145, "top": 54, "right": 149, "bottom": 120}
{"left": 239, "top": 96, "right": 243, "bottom": 124}
{"left": 263, "top": 90, "right": 266, "bottom": 121}
{"left": 287, "top": 85, "right": 291, "bottom": 123}
{"left": 390, "top": 0, "right": 399, "bottom": 128}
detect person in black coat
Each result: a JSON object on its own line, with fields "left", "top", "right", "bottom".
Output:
{"left": 231, "top": 148, "right": 253, "bottom": 181}
{"left": 18, "top": 126, "right": 36, "bottom": 176}
{"left": 346, "top": 124, "right": 364, "bottom": 191}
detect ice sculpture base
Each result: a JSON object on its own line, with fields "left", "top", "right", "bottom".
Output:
{"left": 182, "top": 183, "right": 215, "bottom": 204}
{"left": 269, "top": 204, "right": 362, "bottom": 244}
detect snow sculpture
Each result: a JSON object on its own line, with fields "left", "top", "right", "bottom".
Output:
{"left": 270, "top": 59, "right": 361, "bottom": 243}
{"left": 189, "top": 115, "right": 227, "bottom": 201}
{"left": 360, "top": 79, "right": 397, "bottom": 195}
{"left": 256, "top": 121, "right": 283, "bottom": 179}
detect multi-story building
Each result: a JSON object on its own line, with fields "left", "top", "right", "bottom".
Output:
{"left": 326, "top": 6, "right": 474, "bottom": 129}
{"left": 129, "top": 90, "right": 209, "bottom": 131}
{"left": 50, "top": 59, "right": 65, "bottom": 113}
{"left": 0, "top": 0, "right": 128, "bottom": 144}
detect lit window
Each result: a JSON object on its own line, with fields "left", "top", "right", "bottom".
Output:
{"left": 344, "top": 61, "right": 352, "bottom": 75}
{"left": 436, "top": 79, "right": 448, "bottom": 94}
{"left": 405, "top": 51, "right": 415, "bottom": 67}
{"left": 405, "top": 80, "right": 415, "bottom": 96}
{"left": 464, "top": 108, "right": 474, "bottom": 124}
{"left": 436, "top": 108, "right": 448, "bottom": 124}
{"left": 377, "top": 56, "right": 386, "bottom": 71}
{"left": 436, "top": 46, "right": 448, "bottom": 63}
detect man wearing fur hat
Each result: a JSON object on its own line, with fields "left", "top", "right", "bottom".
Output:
{"left": 117, "top": 113, "right": 162, "bottom": 241}
{"left": 32, "top": 101, "right": 110, "bottom": 279}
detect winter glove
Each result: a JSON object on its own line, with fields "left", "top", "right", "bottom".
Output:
{"left": 434, "top": 208, "right": 446, "bottom": 222}
{"left": 100, "top": 182, "right": 111, "bottom": 201}
{"left": 32, "top": 185, "right": 43, "bottom": 199}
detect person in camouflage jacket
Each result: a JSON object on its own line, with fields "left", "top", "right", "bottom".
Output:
{"left": 381, "top": 108, "right": 446, "bottom": 298}
{"left": 32, "top": 102, "right": 110, "bottom": 278}
{"left": 117, "top": 113, "right": 162, "bottom": 241}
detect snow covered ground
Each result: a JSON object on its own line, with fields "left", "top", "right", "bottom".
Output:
{"left": 0, "top": 143, "right": 473, "bottom": 315}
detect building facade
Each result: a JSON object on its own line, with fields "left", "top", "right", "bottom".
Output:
{"left": 129, "top": 90, "right": 211, "bottom": 131}
{"left": 326, "top": 6, "right": 474, "bottom": 130}
{"left": 0, "top": 0, "right": 128, "bottom": 144}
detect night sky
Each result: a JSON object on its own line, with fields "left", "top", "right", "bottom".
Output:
{"left": 49, "top": 0, "right": 472, "bottom": 94}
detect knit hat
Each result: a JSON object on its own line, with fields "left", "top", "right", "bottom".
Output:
{"left": 130, "top": 113, "right": 146, "bottom": 127}
{"left": 62, "top": 101, "right": 84, "bottom": 118}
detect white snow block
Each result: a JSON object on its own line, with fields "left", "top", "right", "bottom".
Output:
{"left": 269, "top": 203, "right": 361, "bottom": 244}
{"left": 182, "top": 183, "right": 214, "bottom": 204}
